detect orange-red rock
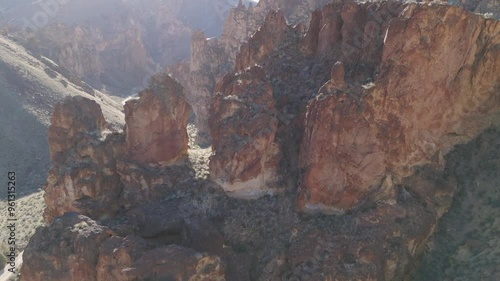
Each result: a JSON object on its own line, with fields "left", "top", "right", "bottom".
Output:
{"left": 124, "top": 73, "right": 190, "bottom": 164}
{"left": 209, "top": 66, "right": 280, "bottom": 198}
{"left": 235, "top": 10, "right": 290, "bottom": 71}
{"left": 298, "top": 4, "right": 500, "bottom": 213}
{"left": 171, "top": 0, "right": 331, "bottom": 145}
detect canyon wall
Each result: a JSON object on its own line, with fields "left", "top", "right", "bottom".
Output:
{"left": 4, "top": 0, "right": 254, "bottom": 93}
{"left": 298, "top": 3, "right": 500, "bottom": 213}
{"left": 170, "top": 0, "right": 331, "bottom": 145}
{"left": 20, "top": 2, "right": 500, "bottom": 280}
{"left": 210, "top": 1, "right": 500, "bottom": 213}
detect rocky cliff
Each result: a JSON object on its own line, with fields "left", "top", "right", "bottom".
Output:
{"left": 298, "top": 3, "right": 500, "bottom": 214}
{"left": 206, "top": 0, "right": 499, "bottom": 278}
{"left": 0, "top": 34, "right": 123, "bottom": 199}
{"left": 210, "top": 0, "right": 500, "bottom": 212}
{"left": 209, "top": 66, "right": 280, "bottom": 198}
{"left": 170, "top": 0, "right": 331, "bottom": 145}
{"left": 21, "top": 1, "right": 500, "bottom": 281}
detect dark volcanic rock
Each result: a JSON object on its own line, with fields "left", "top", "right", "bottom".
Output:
{"left": 125, "top": 200, "right": 185, "bottom": 239}
{"left": 21, "top": 213, "right": 114, "bottom": 281}
{"left": 22, "top": 213, "right": 227, "bottom": 281}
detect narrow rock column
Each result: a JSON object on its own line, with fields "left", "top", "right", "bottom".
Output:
{"left": 124, "top": 73, "right": 190, "bottom": 165}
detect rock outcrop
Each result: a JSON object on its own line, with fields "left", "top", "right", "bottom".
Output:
{"left": 205, "top": 1, "right": 499, "bottom": 278}
{"left": 0, "top": 34, "right": 124, "bottom": 198}
{"left": 124, "top": 73, "right": 190, "bottom": 165}
{"left": 170, "top": 0, "right": 331, "bottom": 145}
{"left": 210, "top": 1, "right": 406, "bottom": 200}
{"left": 22, "top": 213, "right": 114, "bottom": 281}
{"left": 22, "top": 213, "right": 226, "bottom": 281}
{"left": 44, "top": 96, "right": 122, "bottom": 222}
{"left": 298, "top": 3, "right": 500, "bottom": 213}
{"left": 43, "top": 72, "right": 192, "bottom": 222}
{"left": 209, "top": 66, "right": 280, "bottom": 198}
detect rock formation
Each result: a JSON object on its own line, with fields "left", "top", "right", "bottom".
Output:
{"left": 0, "top": 34, "right": 124, "bottom": 198}
{"left": 206, "top": 1, "right": 499, "bottom": 278}
{"left": 43, "top": 72, "right": 191, "bottom": 222}
{"left": 44, "top": 96, "right": 123, "bottom": 222}
{"left": 22, "top": 213, "right": 114, "bottom": 281}
{"left": 22, "top": 213, "right": 226, "bottom": 281}
{"left": 298, "top": 3, "right": 500, "bottom": 213}
{"left": 209, "top": 66, "right": 280, "bottom": 198}
{"left": 170, "top": 0, "right": 331, "bottom": 145}
{"left": 124, "top": 73, "right": 190, "bottom": 165}
{"left": 20, "top": 1, "right": 500, "bottom": 281}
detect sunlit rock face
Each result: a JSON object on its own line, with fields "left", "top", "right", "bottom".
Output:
{"left": 209, "top": 66, "right": 280, "bottom": 198}
{"left": 213, "top": 0, "right": 499, "bottom": 213}
{"left": 3, "top": 0, "right": 254, "bottom": 92}
{"left": 24, "top": 2, "right": 500, "bottom": 281}
{"left": 298, "top": 3, "right": 500, "bottom": 214}
{"left": 43, "top": 72, "right": 192, "bottom": 222}
{"left": 124, "top": 73, "right": 190, "bottom": 165}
